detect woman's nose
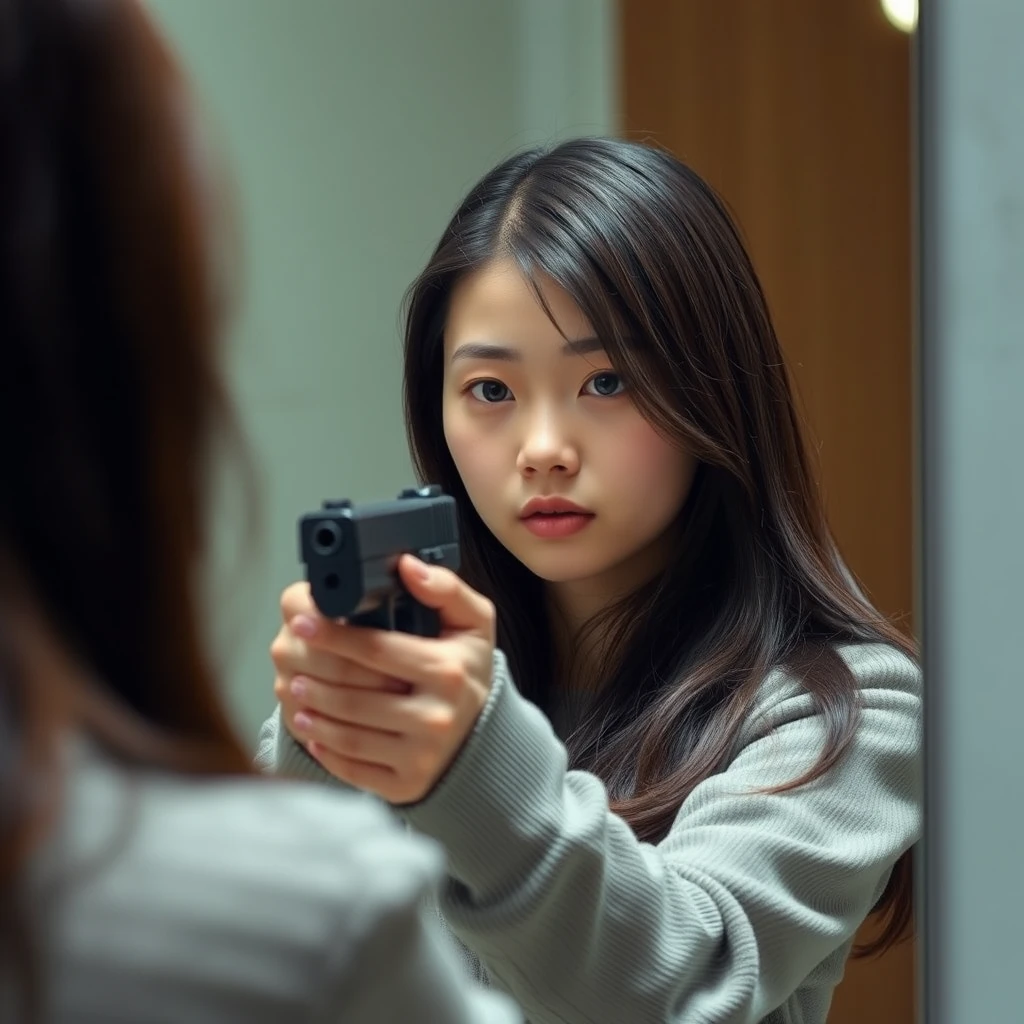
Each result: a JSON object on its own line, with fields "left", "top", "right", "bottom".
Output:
{"left": 516, "top": 413, "right": 581, "bottom": 478}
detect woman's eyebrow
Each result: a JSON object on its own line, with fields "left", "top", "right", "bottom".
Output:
{"left": 449, "top": 336, "right": 603, "bottom": 363}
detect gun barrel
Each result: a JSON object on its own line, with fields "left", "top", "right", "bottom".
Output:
{"left": 298, "top": 487, "right": 461, "bottom": 625}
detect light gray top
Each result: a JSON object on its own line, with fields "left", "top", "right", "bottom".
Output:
{"left": 23, "top": 736, "right": 520, "bottom": 1024}
{"left": 257, "top": 642, "right": 922, "bottom": 1024}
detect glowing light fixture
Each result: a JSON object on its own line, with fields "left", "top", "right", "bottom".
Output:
{"left": 881, "top": 0, "right": 918, "bottom": 33}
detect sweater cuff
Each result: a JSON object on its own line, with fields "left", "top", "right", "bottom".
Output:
{"left": 399, "top": 649, "right": 569, "bottom": 896}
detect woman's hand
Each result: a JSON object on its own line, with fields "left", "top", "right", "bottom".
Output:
{"left": 269, "top": 555, "right": 496, "bottom": 805}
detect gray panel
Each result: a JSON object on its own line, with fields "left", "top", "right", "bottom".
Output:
{"left": 919, "top": 0, "right": 1024, "bottom": 1020}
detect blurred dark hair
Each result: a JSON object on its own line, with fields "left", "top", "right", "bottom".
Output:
{"left": 0, "top": 0, "right": 251, "bottom": 1012}
{"left": 403, "top": 137, "right": 916, "bottom": 956}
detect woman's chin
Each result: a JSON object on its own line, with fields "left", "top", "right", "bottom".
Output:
{"left": 508, "top": 547, "right": 605, "bottom": 587}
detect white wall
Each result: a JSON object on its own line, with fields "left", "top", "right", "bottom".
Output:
{"left": 144, "top": 0, "right": 617, "bottom": 740}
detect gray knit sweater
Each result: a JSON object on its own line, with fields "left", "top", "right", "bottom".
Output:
{"left": 256, "top": 642, "right": 921, "bottom": 1024}
{"left": 27, "top": 737, "right": 520, "bottom": 1024}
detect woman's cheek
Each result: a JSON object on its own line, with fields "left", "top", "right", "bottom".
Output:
{"left": 444, "top": 410, "right": 497, "bottom": 495}
{"left": 614, "top": 415, "right": 698, "bottom": 503}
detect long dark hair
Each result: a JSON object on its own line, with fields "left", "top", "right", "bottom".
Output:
{"left": 0, "top": 0, "right": 251, "bottom": 1012}
{"left": 403, "top": 137, "right": 915, "bottom": 956}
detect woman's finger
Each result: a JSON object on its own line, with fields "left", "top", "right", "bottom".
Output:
{"left": 271, "top": 629, "right": 403, "bottom": 690}
{"left": 291, "top": 709, "right": 406, "bottom": 767}
{"left": 280, "top": 581, "right": 318, "bottom": 624}
{"left": 319, "top": 626, "right": 465, "bottom": 690}
{"left": 291, "top": 678, "right": 434, "bottom": 734}
{"left": 308, "top": 743, "right": 399, "bottom": 800}
{"left": 269, "top": 628, "right": 349, "bottom": 681}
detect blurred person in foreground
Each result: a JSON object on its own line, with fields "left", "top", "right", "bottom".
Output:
{"left": 0, "top": 1, "right": 520, "bottom": 1021}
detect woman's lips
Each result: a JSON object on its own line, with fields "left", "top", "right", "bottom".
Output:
{"left": 521, "top": 511, "right": 595, "bottom": 538}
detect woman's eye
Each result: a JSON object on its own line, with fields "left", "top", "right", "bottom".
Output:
{"left": 583, "top": 372, "right": 626, "bottom": 397}
{"left": 469, "top": 379, "right": 512, "bottom": 403}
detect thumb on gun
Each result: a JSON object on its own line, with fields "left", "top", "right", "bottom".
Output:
{"left": 397, "top": 554, "right": 495, "bottom": 638}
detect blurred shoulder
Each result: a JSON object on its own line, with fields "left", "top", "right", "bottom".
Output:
{"left": 65, "top": 737, "right": 444, "bottom": 938}
{"left": 42, "top": 739, "right": 451, "bottom": 1022}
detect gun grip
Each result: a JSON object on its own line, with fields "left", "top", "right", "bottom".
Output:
{"left": 348, "top": 591, "right": 441, "bottom": 638}
{"left": 393, "top": 595, "right": 442, "bottom": 638}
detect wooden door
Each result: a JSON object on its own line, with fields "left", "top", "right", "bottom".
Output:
{"left": 619, "top": 1, "right": 915, "bottom": 1021}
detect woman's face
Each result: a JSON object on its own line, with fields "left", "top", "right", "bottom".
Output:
{"left": 441, "top": 259, "right": 697, "bottom": 613}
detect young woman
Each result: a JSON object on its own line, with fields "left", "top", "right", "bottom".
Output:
{"left": 260, "top": 138, "right": 921, "bottom": 1024}
{"left": 0, "top": 0, "right": 519, "bottom": 1020}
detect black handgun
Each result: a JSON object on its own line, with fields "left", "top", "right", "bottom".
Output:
{"left": 297, "top": 484, "right": 460, "bottom": 637}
